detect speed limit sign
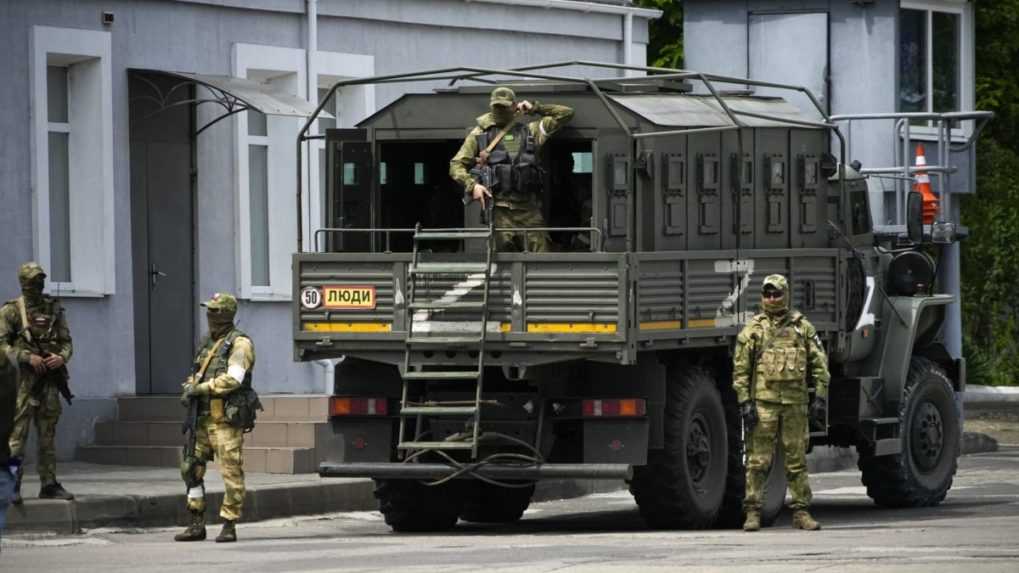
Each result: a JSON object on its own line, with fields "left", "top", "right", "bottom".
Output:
{"left": 300, "top": 286, "right": 322, "bottom": 309}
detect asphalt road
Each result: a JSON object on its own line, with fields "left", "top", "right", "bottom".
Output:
{"left": 3, "top": 448, "right": 1018, "bottom": 572}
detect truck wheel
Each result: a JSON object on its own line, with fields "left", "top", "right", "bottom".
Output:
{"left": 459, "top": 481, "right": 535, "bottom": 523}
{"left": 630, "top": 366, "right": 728, "bottom": 529}
{"left": 714, "top": 414, "right": 786, "bottom": 529}
{"left": 760, "top": 444, "right": 788, "bottom": 526}
{"left": 374, "top": 479, "right": 463, "bottom": 532}
{"left": 858, "top": 357, "right": 959, "bottom": 507}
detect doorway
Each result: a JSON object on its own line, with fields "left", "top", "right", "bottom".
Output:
{"left": 129, "top": 72, "right": 195, "bottom": 394}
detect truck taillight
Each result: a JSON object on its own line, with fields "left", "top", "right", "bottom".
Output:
{"left": 582, "top": 399, "right": 646, "bottom": 417}
{"left": 330, "top": 397, "right": 388, "bottom": 416}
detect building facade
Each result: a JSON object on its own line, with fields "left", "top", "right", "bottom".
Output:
{"left": 0, "top": 0, "right": 658, "bottom": 460}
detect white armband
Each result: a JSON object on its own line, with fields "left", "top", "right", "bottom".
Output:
{"left": 228, "top": 364, "right": 247, "bottom": 384}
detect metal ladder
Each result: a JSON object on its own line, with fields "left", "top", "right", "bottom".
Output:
{"left": 397, "top": 220, "right": 495, "bottom": 460}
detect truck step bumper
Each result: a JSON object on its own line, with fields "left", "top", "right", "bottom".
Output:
{"left": 319, "top": 462, "right": 633, "bottom": 481}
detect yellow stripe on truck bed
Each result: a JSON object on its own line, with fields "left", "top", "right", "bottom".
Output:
{"left": 526, "top": 322, "right": 617, "bottom": 334}
{"left": 303, "top": 322, "right": 392, "bottom": 333}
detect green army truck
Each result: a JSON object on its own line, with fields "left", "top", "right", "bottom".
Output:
{"left": 291, "top": 62, "right": 992, "bottom": 531}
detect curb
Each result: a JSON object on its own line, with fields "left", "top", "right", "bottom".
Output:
{"left": 962, "top": 432, "right": 999, "bottom": 455}
{"left": 964, "top": 385, "right": 1019, "bottom": 405}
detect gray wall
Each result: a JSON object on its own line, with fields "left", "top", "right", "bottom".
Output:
{"left": 0, "top": 0, "right": 653, "bottom": 459}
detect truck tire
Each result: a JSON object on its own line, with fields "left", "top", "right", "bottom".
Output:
{"left": 459, "top": 481, "right": 535, "bottom": 523}
{"left": 858, "top": 357, "right": 959, "bottom": 507}
{"left": 630, "top": 365, "right": 728, "bottom": 529}
{"left": 374, "top": 479, "right": 463, "bottom": 532}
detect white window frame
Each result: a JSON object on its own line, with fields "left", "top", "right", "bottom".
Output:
{"left": 233, "top": 44, "right": 306, "bottom": 301}
{"left": 307, "top": 51, "right": 376, "bottom": 252}
{"left": 899, "top": 0, "right": 974, "bottom": 140}
{"left": 30, "top": 26, "right": 115, "bottom": 297}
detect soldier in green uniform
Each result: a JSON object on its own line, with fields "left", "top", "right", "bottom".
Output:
{"left": 0, "top": 262, "right": 74, "bottom": 504}
{"left": 175, "top": 293, "right": 255, "bottom": 543}
{"left": 449, "top": 86, "right": 574, "bottom": 252}
{"left": 732, "top": 274, "right": 830, "bottom": 532}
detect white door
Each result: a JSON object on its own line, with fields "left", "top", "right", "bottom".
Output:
{"left": 748, "top": 12, "right": 829, "bottom": 119}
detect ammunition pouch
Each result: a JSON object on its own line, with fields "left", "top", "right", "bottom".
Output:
{"left": 223, "top": 385, "right": 263, "bottom": 433}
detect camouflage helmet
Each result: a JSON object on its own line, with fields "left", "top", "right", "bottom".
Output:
{"left": 201, "top": 292, "right": 238, "bottom": 314}
{"left": 18, "top": 262, "right": 46, "bottom": 283}
{"left": 761, "top": 274, "right": 789, "bottom": 295}
{"left": 489, "top": 86, "right": 516, "bottom": 108}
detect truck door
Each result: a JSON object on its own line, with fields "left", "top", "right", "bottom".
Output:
{"left": 325, "top": 128, "right": 372, "bottom": 252}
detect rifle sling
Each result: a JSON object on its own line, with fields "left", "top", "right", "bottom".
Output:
{"left": 16, "top": 296, "right": 32, "bottom": 344}
{"left": 477, "top": 116, "right": 520, "bottom": 165}
{"left": 194, "top": 338, "right": 226, "bottom": 385}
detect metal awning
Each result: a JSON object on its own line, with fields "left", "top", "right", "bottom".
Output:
{"left": 130, "top": 69, "right": 331, "bottom": 136}
{"left": 608, "top": 94, "right": 822, "bottom": 128}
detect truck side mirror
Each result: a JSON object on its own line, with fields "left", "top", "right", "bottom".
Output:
{"left": 906, "top": 191, "right": 924, "bottom": 243}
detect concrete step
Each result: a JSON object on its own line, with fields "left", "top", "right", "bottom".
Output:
{"left": 116, "top": 395, "right": 330, "bottom": 422}
{"left": 93, "top": 420, "right": 327, "bottom": 448}
{"left": 76, "top": 444, "right": 318, "bottom": 474}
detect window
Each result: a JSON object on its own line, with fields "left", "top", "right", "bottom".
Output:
{"left": 899, "top": 2, "right": 972, "bottom": 130}
{"left": 571, "top": 152, "right": 593, "bottom": 174}
{"left": 31, "top": 27, "right": 114, "bottom": 296}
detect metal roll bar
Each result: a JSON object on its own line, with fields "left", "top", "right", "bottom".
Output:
{"left": 297, "top": 61, "right": 851, "bottom": 253}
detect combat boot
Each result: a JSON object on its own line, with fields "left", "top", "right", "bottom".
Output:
{"left": 174, "top": 510, "right": 207, "bottom": 542}
{"left": 792, "top": 510, "right": 821, "bottom": 531}
{"left": 11, "top": 468, "right": 23, "bottom": 505}
{"left": 742, "top": 511, "right": 761, "bottom": 532}
{"left": 39, "top": 481, "right": 74, "bottom": 500}
{"left": 215, "top": 519, "right": 237, "bottom": 543}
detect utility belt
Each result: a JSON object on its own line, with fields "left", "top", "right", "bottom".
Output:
{"left": 196, "top": 396, "right": 226, "bottom": 422}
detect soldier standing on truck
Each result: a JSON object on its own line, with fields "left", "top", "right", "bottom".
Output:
{"left": 175, "top": 293, "right": 256, "bottom": 543}
{"left": 1, "top": 262, "right": 74, "bottom": 505}
{"left": 732, "top": 274, "right": 830, "bottom": 532}
{"left": 449, "top": 86, "right": 574, "bottom": 252}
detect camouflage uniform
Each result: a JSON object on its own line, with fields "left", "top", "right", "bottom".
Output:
{"left": 176, "top": 293, "right": 255, "bottom": 543}
{"left": 0, "top": 262, "right": 73, "bottom": 502}
{"left": 449, "top": 86, "right": 574, "bottom": 252}
{"left": 732, "top": 274, "right": 830, "bottom": 530}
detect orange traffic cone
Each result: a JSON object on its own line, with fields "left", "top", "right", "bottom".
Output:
{"left": 913, "top": 144, "right": 938, "bottom": 224}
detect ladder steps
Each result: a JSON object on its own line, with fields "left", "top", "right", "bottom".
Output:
{"left": 402, "top": 371, "right": 481, "bottom": 381}
{"left": 408, "top": 301, "right": 486, "bottom": 310}
{"left": 397, "top": 441, "right": 475, "bottom": 450}
{"left": 399, "top": 406, "right": 478, "bottom": 416}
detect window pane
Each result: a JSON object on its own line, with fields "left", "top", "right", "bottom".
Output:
{"left": 898, "top": 9, "right": 927, "bottom": 115}
{"left": 343, "top": 162, "right": 357, "bottom": 185}
{"left": 932, "top": 12, "right": 959, "bottom": 113}
{"left": 414, "top": 162, "right": 425, "bottom": 185}
{"left": 47, "top": 66, "right": 69, "bottom": 123}
{"left": 247, "top": 111, "right": 267, "bottom": 137}
{"left": 249, "top": 145, "right": 270, "bottom": 286}
{"left": 318, "top": 87, "right": 337, "bottom": 131}
{"left": 379, "top": 162, "right": 387, "bottom": 185}
{"left": 571, "top": 152, "right": 593, "bottom": 174}
{"left": 48, "top": 132, "right": 71, "bottom": 282}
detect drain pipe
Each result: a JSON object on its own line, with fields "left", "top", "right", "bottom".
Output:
{"left": 305, "top": 0, "right": 318, "bottom": 250}
{"left": 315, "top": 358, "right": 341, "bottom": 394}
{"left": 623, "top": 11, "right": 633, "bottom": 77}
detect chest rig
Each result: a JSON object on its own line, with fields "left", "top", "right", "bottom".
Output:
{"left": 476, "top": 123, "right": 543, "bottom": 198}
{"left": 194, "top": 329, "right": 253, "bottom": 415}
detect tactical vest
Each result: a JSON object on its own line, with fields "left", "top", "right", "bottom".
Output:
{"left": 476, "top": 123, "right": 542, "bottom": 198}
{"left": 6, "top": 297, "right": 62, "bottom": 354}
{"left": 194, "top": 329, "right": 253, "bottom": 414}
{"left": 752, "top": 314, "right": 811, "bottom": 404}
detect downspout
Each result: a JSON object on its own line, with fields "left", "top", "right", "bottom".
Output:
{"left": 315, "top": 358, "right": 340, "bottom": 394}
{"left": 623, "top": 11, "right": 633, "bottom": 77}
{"left": 306, "top": 0, "right": 318, "bottom": 251}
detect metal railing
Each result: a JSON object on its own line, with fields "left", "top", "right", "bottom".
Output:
{"left": 313, "top": 226, "right": 604, "bottom": 253}
{"left": 297, "top": 60, "right": 849, "bottom": 253}
{"left": 829, "top": 111, "right": 994, "bottom": 225}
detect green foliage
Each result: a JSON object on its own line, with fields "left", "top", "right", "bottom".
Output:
{"left": 637, "top": 0, "right": 683, "bottom": 69}
{"left": 961, "top": 1, "right": 1019, "bottom": 386}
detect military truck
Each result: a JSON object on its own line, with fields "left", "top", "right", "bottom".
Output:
{"left": 291, "top": 62, "right": 992, "bottom": 531}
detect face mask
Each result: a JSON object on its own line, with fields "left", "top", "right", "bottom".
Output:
{"left": 761, "top": 294, "right": 788, "bottom": 317}
{"left": 20, "top": 276, "right": 45, "bottom": 303}
{"left": 207, "top": 311, "right": 235, "bottom": 339}
{"left": 491, "top": 106, "right": 515, "bottom": 126}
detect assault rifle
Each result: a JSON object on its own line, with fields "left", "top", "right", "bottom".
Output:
{"left": 29, "top": 356, "right": 73, "bottom": 406}
{"left": 469, "top": 164, "right": 495, "bottom": 225}
{"left": 180, "top": 363, "right": 203, "bottom": 491}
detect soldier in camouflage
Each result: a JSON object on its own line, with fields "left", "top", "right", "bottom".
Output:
{"left": 174, "top": 293, "right": 255, "bottom": 543}
{"left": 449, "top": 86, "right": 574, "bottom": 252}
{"left": 732, "top": 274, "right": 830, "bottom": 532}
{"left": 0, "top": 262, "right": 74, "bottom": 504}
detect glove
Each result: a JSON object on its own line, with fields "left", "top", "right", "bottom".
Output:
{"left": 180, "top": 383, "right": 208, "bottom": 406}
{"left": 180, "top": 385, "right": 193, "bottom": 407}
{"left": 810, "top": 396, "right": 827, "bottom": 427}
{"left": 8, "top": 456, "right": 22, "bottom": 479}
{"left": 740, "top": 401, "right": 758, "bottom": 432}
